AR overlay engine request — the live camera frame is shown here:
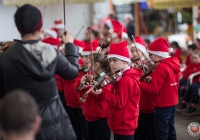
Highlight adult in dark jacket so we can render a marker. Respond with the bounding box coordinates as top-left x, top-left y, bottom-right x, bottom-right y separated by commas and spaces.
0, 4, 78, 140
